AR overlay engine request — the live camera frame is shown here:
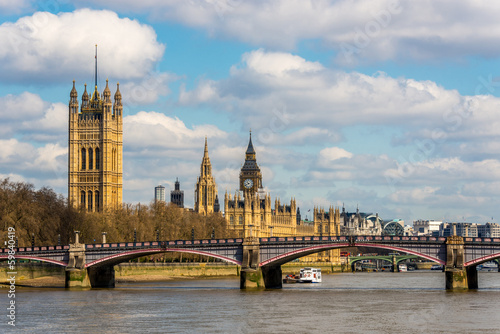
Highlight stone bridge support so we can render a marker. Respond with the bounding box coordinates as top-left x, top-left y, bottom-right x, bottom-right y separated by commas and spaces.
240, 238, 264, 289
445, 236, 477, 290
65, 240, 90, 289
239, 238, 283, 289
65, 235, 115, 288
87, 266, 115, 288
